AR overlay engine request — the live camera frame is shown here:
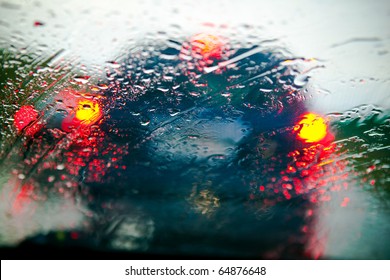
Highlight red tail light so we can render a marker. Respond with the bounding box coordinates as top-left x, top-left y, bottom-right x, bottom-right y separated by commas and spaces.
13, 105, 41, 136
